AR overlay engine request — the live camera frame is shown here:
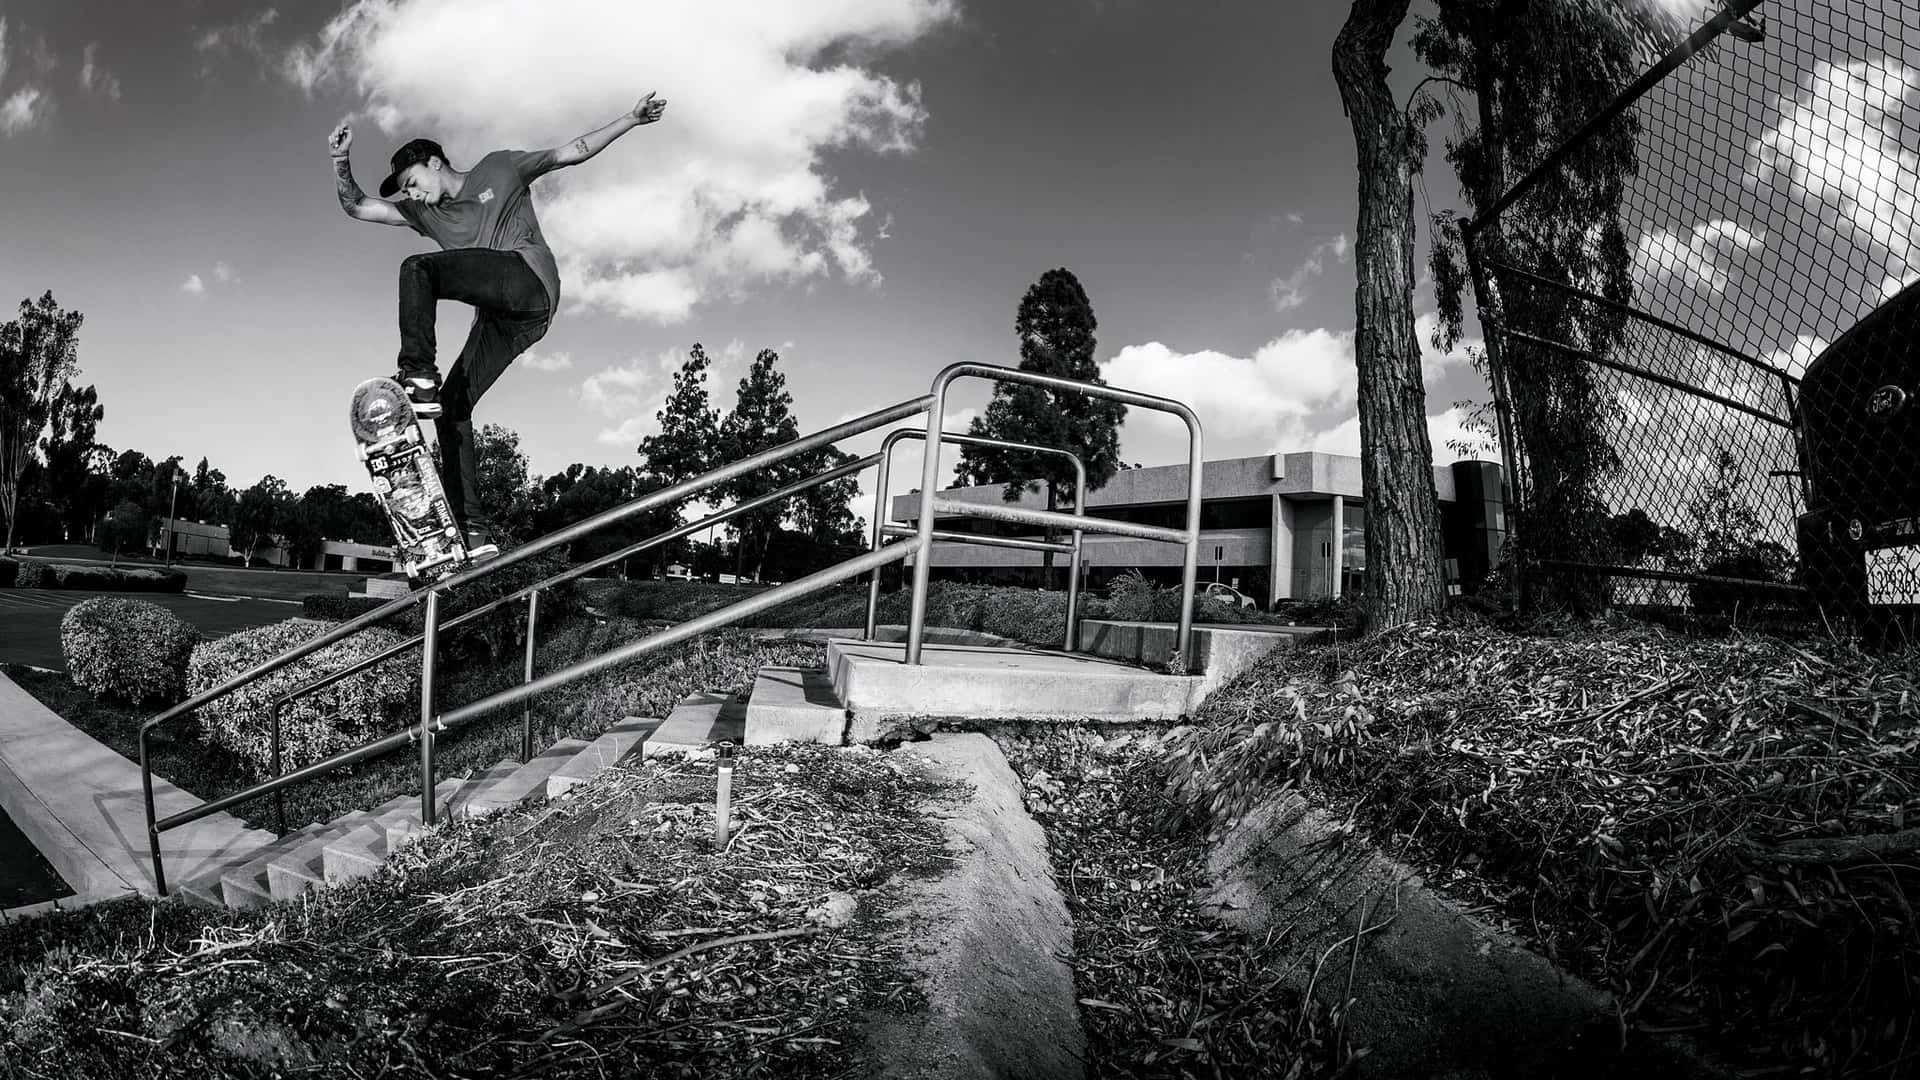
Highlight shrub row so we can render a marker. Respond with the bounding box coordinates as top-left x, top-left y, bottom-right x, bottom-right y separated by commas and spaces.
10, 561, 187, 593
301, 592, 397, 620
0, 555, 15, 588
